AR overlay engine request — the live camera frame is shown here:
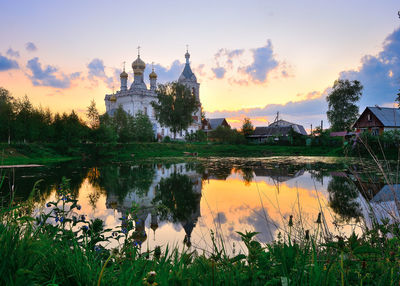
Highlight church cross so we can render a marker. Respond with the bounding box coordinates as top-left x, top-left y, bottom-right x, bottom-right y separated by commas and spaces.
137, 45, 141, 57
122, 61, 126, 71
